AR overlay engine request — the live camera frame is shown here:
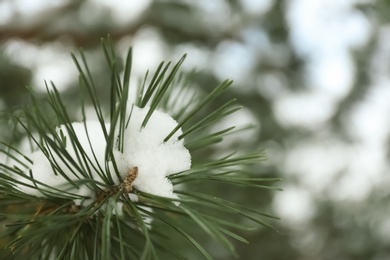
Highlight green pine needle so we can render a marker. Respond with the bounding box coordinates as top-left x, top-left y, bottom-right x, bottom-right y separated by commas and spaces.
0, 36, 280, 259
